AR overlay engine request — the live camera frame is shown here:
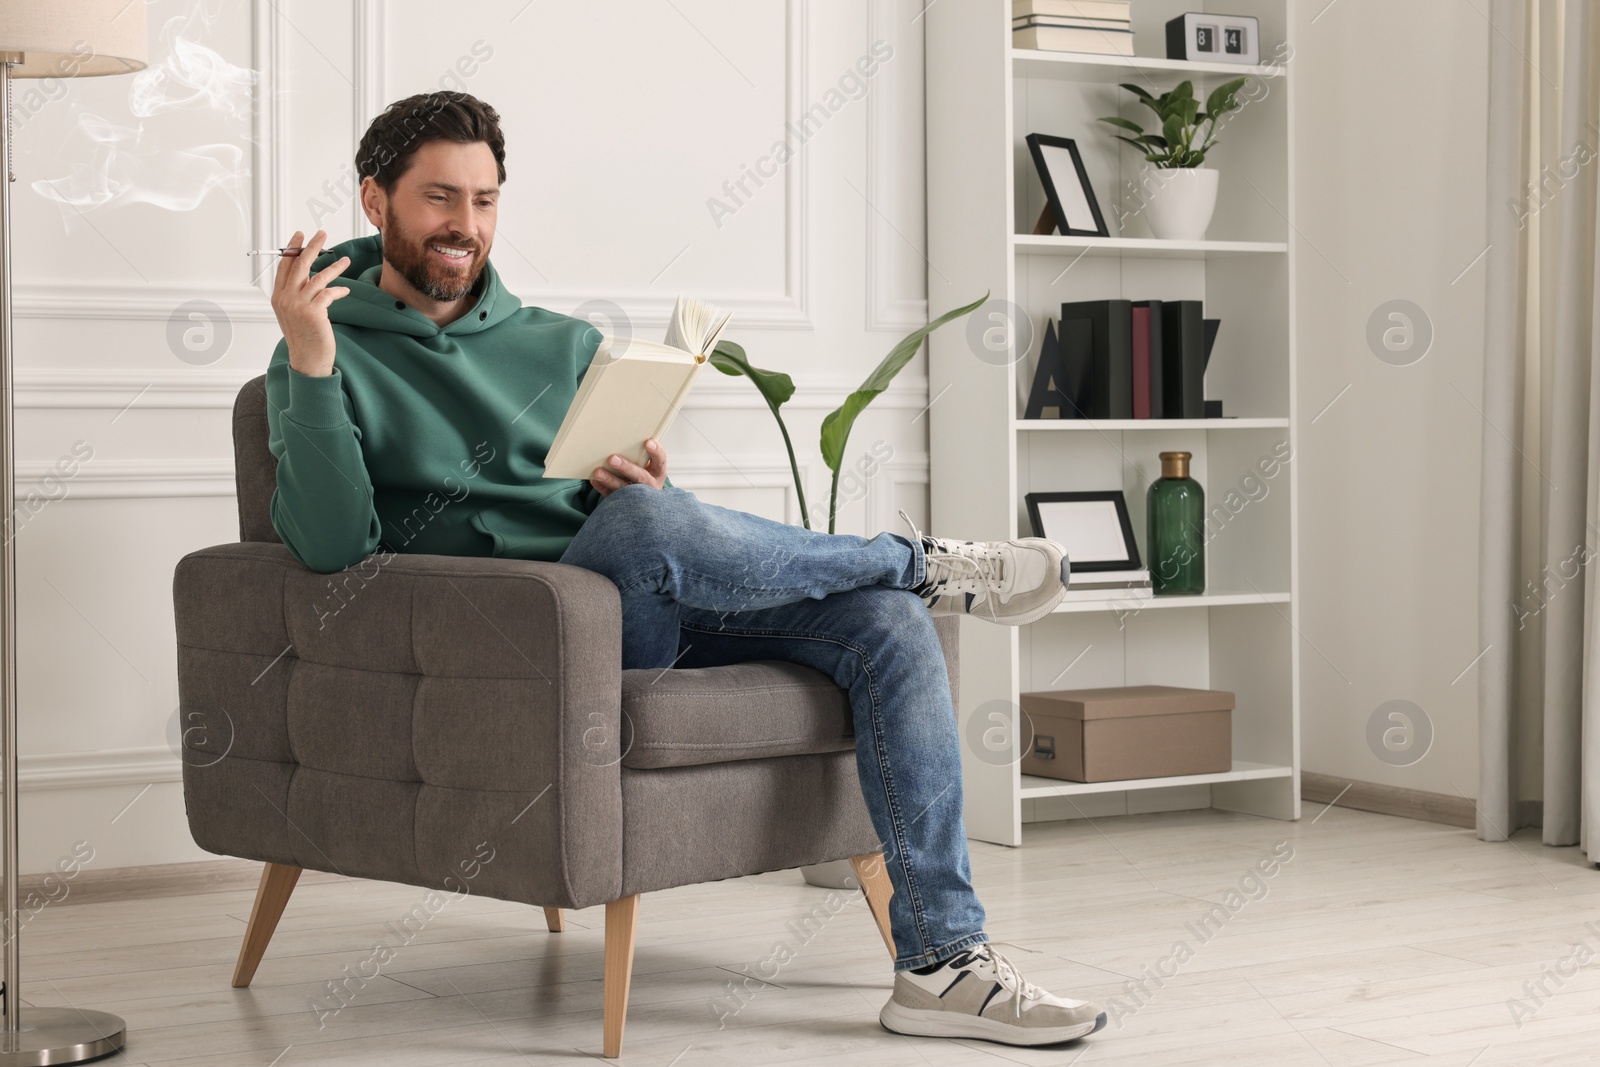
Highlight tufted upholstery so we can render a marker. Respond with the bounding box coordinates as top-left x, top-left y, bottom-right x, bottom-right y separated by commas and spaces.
174, 376, 959, 913
175, 541, 627, 907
